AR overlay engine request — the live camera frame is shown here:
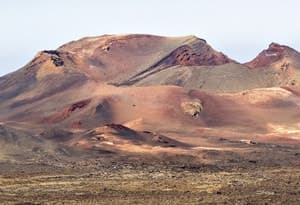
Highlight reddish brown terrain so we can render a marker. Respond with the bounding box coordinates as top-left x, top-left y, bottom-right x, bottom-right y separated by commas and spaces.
0, 34, 299, 204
